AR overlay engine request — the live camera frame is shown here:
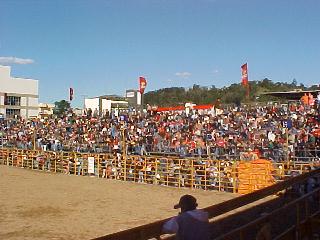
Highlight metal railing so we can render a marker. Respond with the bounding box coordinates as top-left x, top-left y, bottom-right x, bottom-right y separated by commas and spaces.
1, 148, 319, 194
214, 187, 320, 240
1, 147, 320, 239
92, 168, 320, 240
